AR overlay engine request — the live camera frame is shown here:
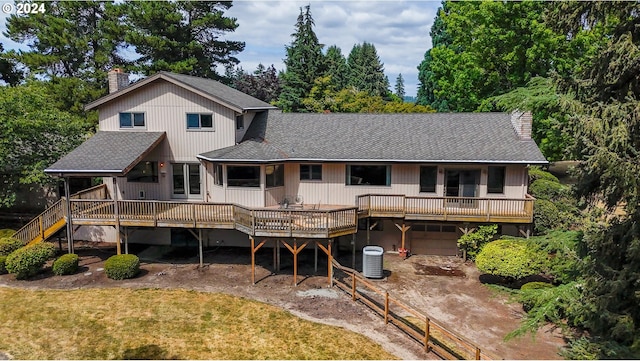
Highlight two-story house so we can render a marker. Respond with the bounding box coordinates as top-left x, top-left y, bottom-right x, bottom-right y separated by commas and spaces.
19, 70, 546, 264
